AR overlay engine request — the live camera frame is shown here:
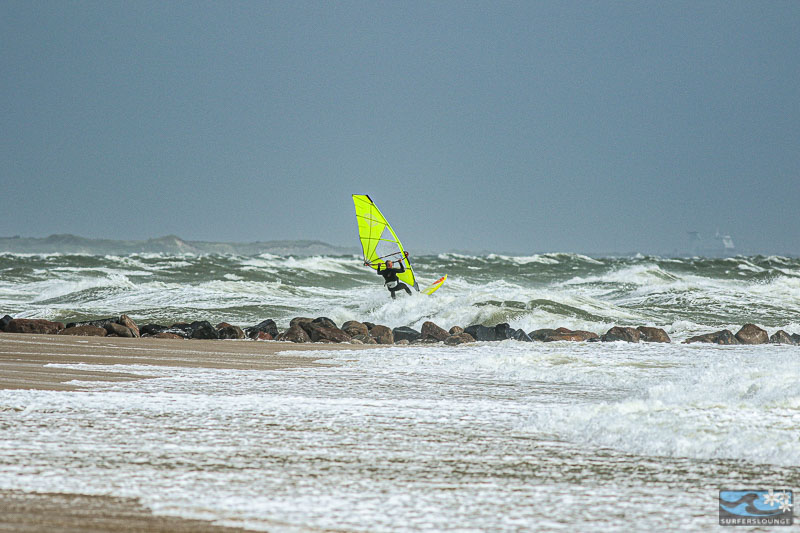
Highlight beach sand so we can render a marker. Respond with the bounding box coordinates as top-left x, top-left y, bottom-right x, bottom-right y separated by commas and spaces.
0, 332, 365, 532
